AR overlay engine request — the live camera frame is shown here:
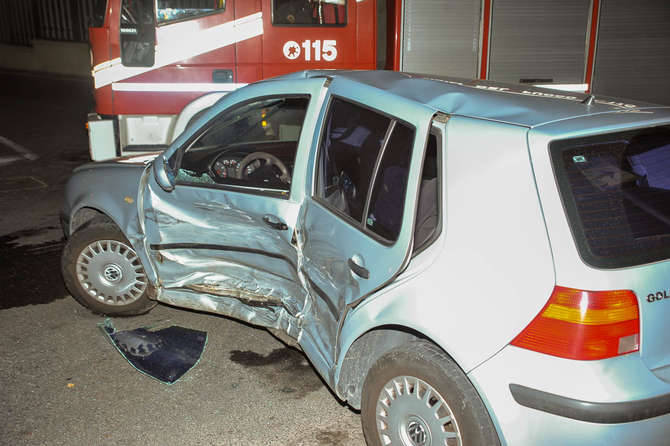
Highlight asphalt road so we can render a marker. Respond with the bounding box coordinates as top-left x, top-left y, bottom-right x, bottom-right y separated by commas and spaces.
0, 70, 365, 445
